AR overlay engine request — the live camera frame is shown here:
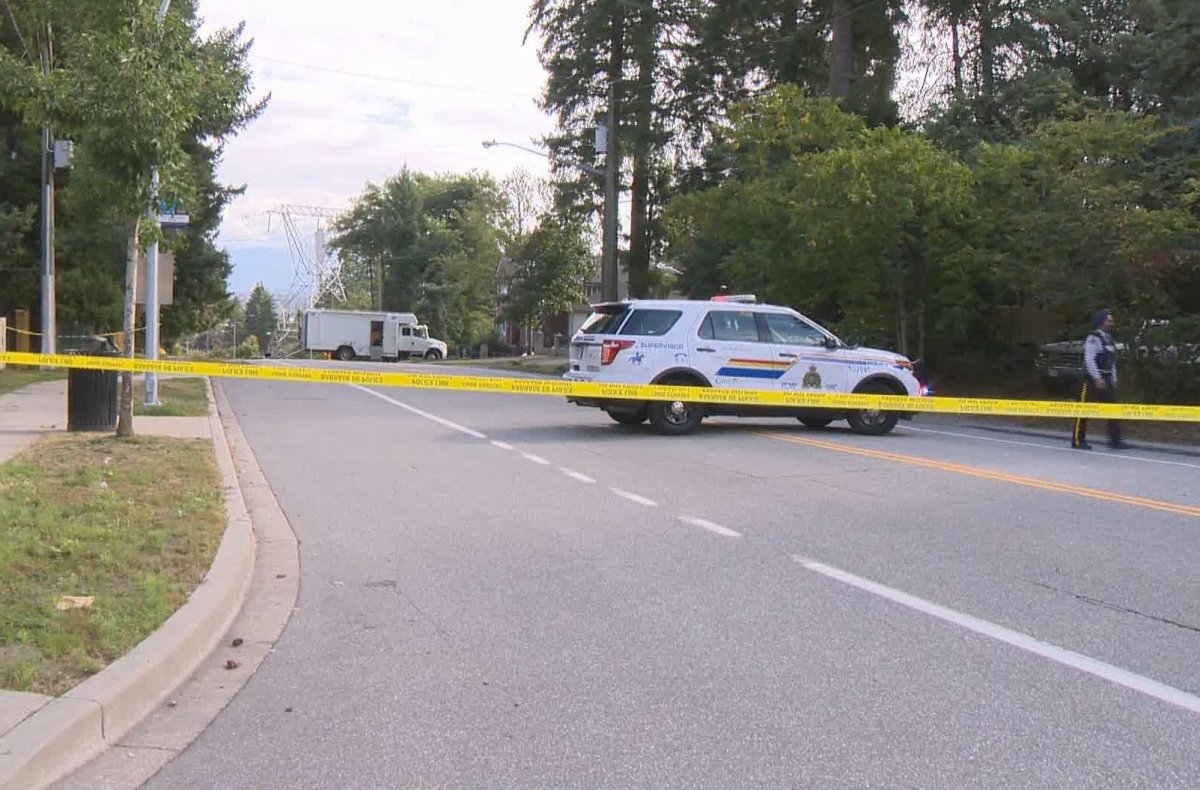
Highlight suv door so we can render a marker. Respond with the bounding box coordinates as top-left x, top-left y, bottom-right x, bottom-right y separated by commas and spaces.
762, 311, 848, 394
694, 309, 779, 384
